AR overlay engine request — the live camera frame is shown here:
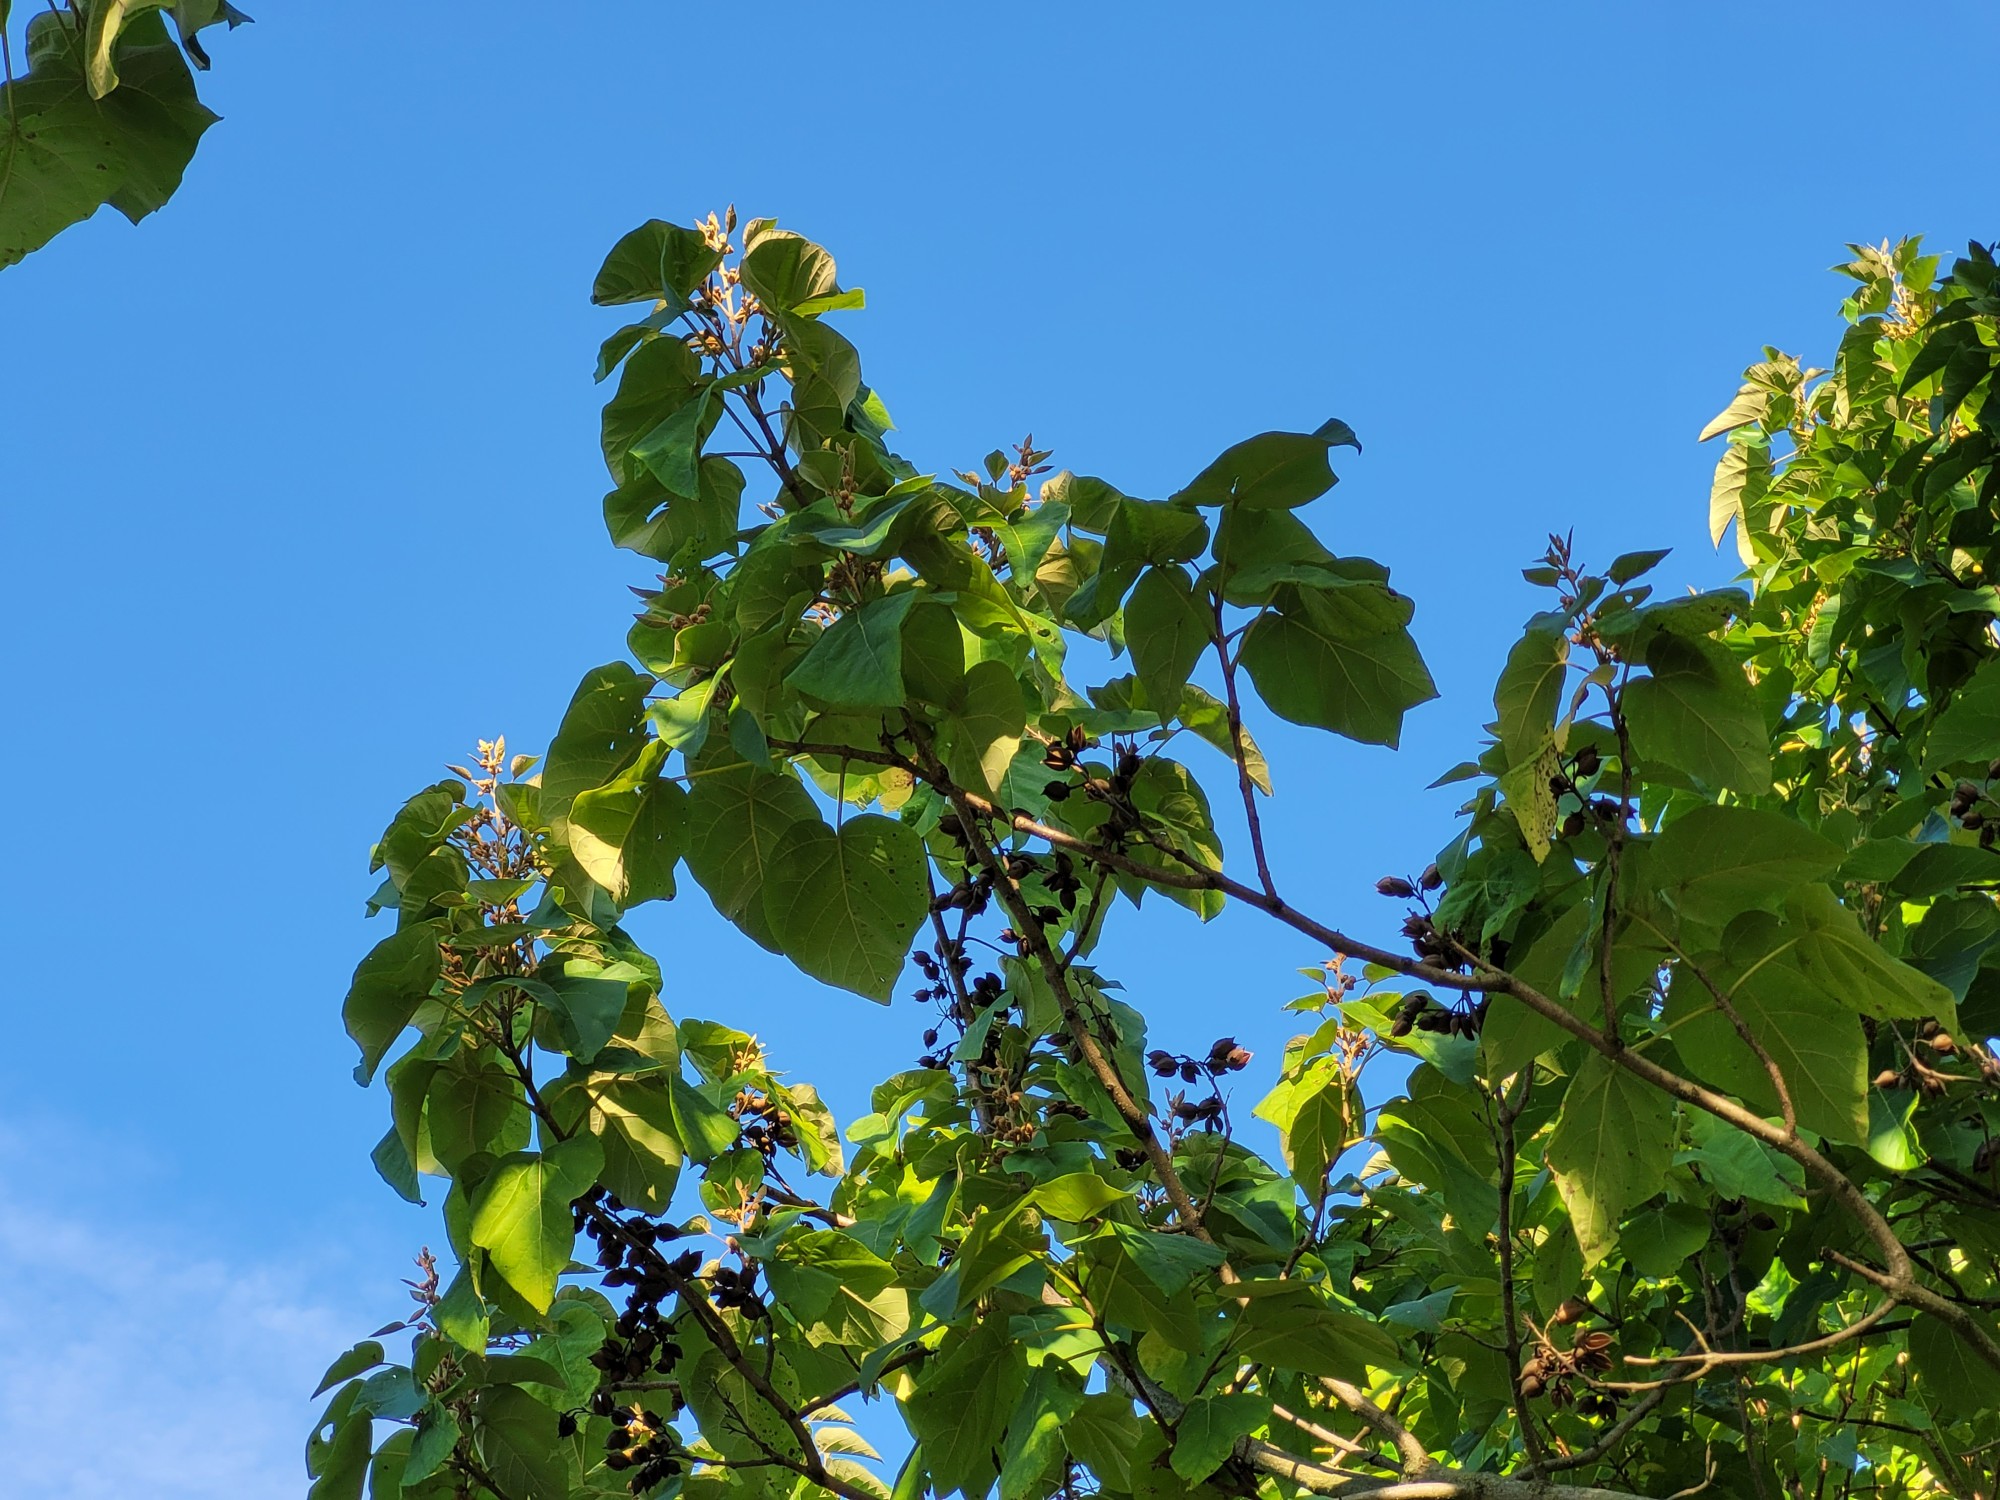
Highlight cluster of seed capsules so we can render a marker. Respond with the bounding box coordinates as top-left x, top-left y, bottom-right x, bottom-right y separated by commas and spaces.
1147, 1037, 1254, 1130
565, 1190, 706, 1494
915, 969, 1005, 1068
1519, 1299, 1618, 1417
1387, 992, 1489, 1039
730, 1086, 800, 1161
1949, 766, 2000, 845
